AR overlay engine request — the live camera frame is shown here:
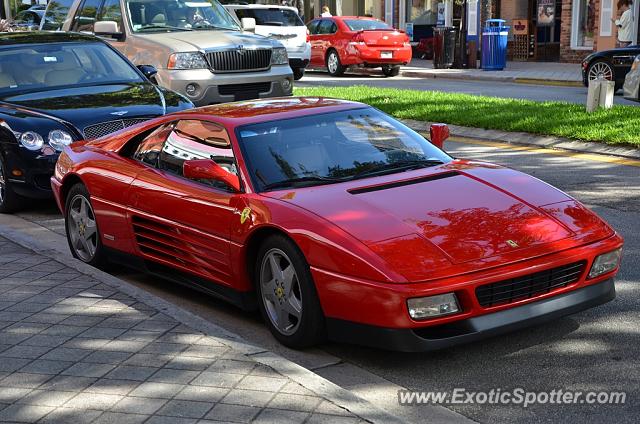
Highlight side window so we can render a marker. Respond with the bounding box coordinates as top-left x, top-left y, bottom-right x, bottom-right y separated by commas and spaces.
72, 0, 104, 32
98, 0, 123, 30
317, 19, 335, 35
41, 0, 76, 30
158, 120, 237, 191
306, 19, 319, 34
132, 123, 176, 167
